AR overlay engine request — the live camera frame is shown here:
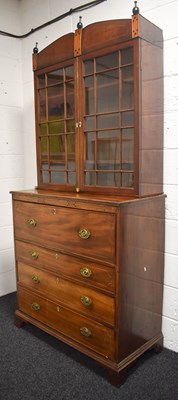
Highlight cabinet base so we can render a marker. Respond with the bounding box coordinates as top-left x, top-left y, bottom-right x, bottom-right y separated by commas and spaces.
14, 310, 163, 387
